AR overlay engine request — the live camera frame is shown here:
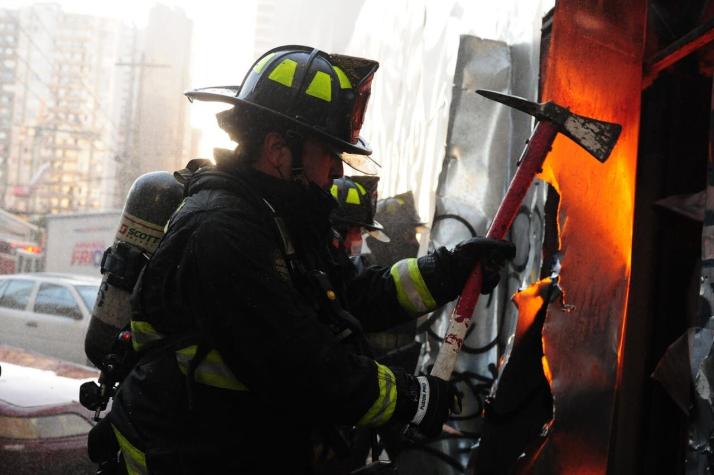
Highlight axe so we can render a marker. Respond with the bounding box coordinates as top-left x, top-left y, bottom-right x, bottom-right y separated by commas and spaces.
430, 90, 622, 381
